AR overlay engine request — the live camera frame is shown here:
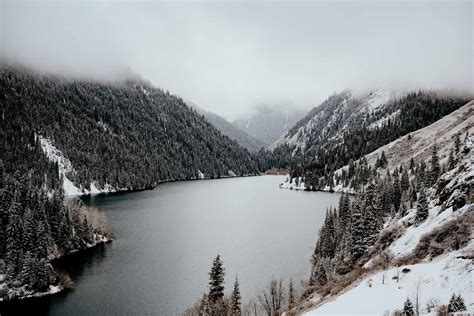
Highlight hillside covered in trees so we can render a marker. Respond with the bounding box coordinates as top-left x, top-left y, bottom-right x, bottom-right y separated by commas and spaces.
0, 65, 262, 194
270, 90, 472, 189
0, 64, 264, 300
188, 102, 266, 153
